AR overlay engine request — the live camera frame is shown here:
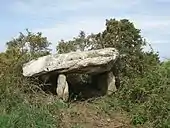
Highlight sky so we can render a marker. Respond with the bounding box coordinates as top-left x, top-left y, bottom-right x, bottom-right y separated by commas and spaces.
0, 0, 170, 60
